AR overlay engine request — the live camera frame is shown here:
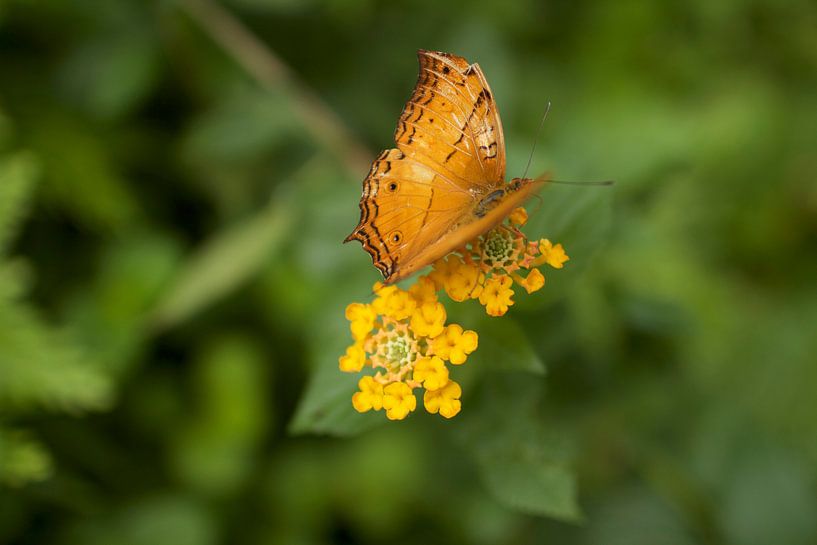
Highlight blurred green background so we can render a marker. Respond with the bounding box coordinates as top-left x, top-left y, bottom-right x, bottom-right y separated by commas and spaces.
2, 0, 817, 543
